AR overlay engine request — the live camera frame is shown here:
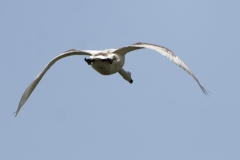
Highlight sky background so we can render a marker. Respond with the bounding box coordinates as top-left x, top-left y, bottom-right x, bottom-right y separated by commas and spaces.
1, 0, 240, 159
